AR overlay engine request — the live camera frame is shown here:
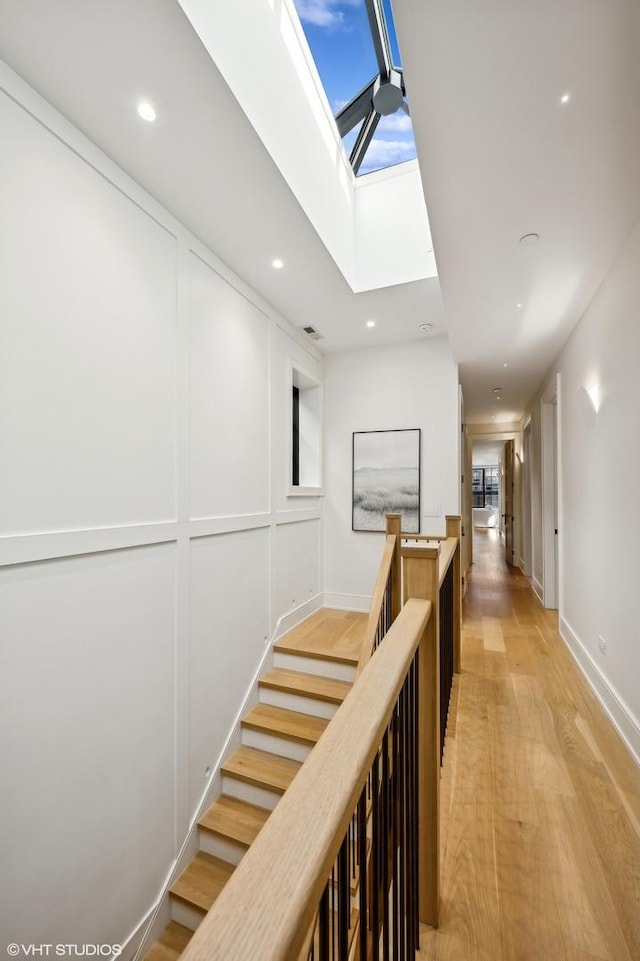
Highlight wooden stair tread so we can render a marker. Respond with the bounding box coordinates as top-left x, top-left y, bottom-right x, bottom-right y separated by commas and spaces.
273, 639, 359, 666
169, 852, 235, 914
259, 667, 352, 703
242, 703, 329, 745
221, 745, 302, 793
273, 609, 365, 665
144, 922, 193, 961
199, 794, 270, 847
